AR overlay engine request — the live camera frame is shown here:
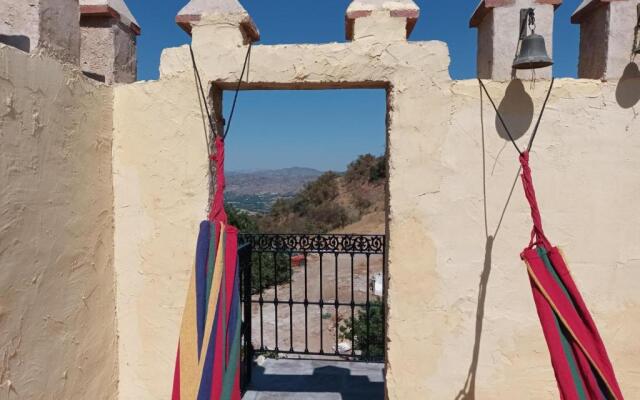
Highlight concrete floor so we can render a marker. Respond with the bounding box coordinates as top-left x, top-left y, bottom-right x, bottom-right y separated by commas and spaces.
242, 358, 385, 400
